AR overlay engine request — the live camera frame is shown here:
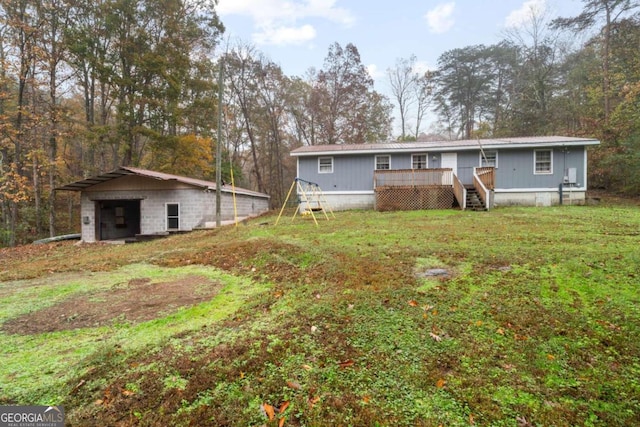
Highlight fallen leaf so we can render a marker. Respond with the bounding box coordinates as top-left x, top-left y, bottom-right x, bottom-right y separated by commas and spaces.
436, 378, 446, 388
286, 380, 301, 390
429, 332, 442, 342
121, 389, 135, 397
338, 359, 354, 368
71, 379, 86, 394
262, 403, 275, 420
308, 396, 320, 408
362, 395, 371, 404
496, 328, 505, 335
278, 417, 286, 427
94, 399, 103, 406
470, 413, 475, 425
302, 364, 312, 371
408, 300, 418, 307
279, 401, 290, 413
547, 354, 556, 360
475, 320, 483, 327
